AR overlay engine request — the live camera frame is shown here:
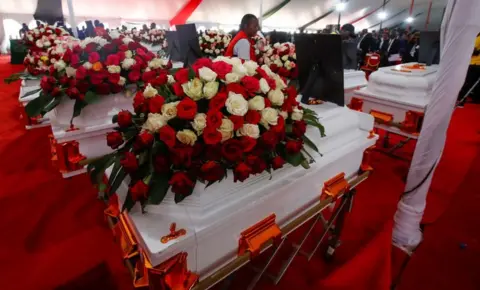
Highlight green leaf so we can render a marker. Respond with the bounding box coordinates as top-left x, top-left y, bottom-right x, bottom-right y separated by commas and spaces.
109, 169, 127, 196
302, 107, 318, 117
302, 135, 319, 152
98, 183, 107, 192
301, 159, 310, 169
84, 91, 99, 104
24, 93, 50, 117
188, 68, 196, 80
20, 88, 42, 99
286, 152, 305, 167
122, 192, 135, 212
174, 180, 196, 203
72, 99, 87, 120
305, 119, 326, 137
148, 173, 170, 204
112, 114, 118, 124
42, 97, 61, 114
